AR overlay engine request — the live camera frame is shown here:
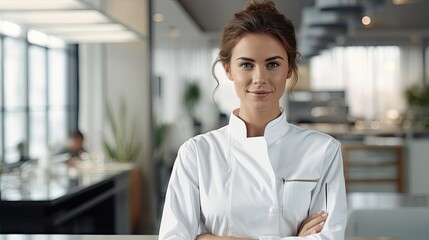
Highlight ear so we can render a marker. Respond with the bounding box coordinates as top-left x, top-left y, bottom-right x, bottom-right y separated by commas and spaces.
223, 63, 233, 80
287, 70, 292, 79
